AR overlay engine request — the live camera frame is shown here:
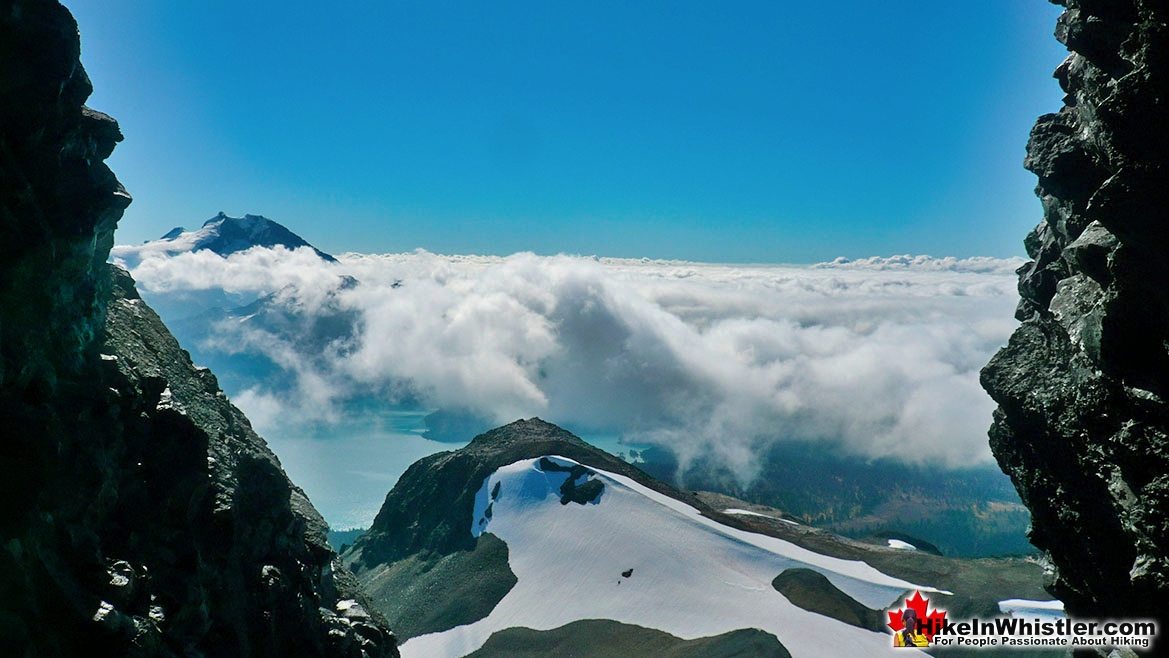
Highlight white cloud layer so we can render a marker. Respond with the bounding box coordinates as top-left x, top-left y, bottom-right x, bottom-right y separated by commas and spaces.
116, 247, 1022, 474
